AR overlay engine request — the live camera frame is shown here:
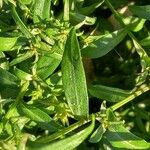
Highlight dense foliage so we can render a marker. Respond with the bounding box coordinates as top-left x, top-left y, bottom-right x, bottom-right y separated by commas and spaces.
0, 0, 150, 149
